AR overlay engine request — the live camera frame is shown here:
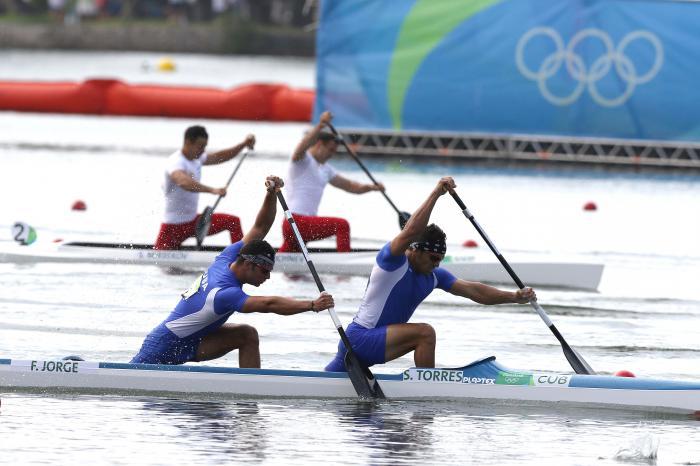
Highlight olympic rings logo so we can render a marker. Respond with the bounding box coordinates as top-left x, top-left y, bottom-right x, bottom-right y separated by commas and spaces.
515, 27, 664, 107
502, 377, 523, 384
